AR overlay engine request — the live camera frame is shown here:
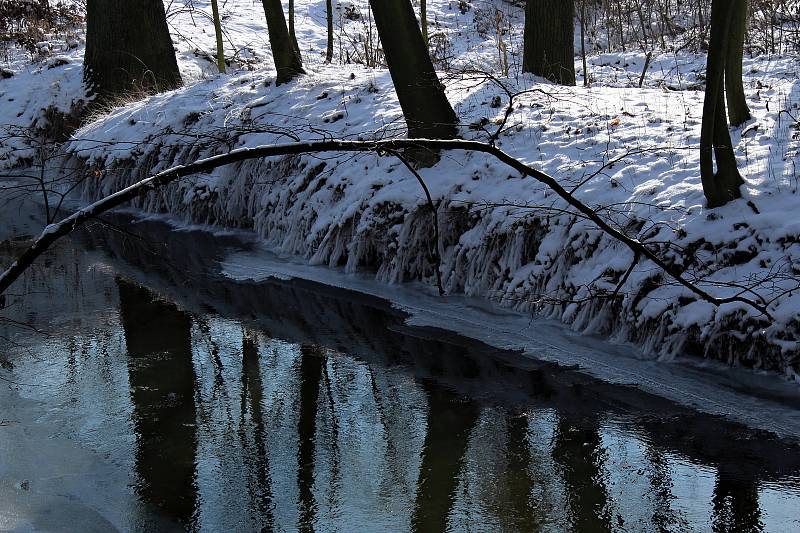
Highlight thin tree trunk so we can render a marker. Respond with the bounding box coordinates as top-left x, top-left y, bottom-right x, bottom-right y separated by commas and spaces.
210, 0, 226, 74
580, 0, 588, 86
84, 0, 182, 102
420, 0, 428, 46
369, 0, 458, 165
700, 0, 744, 207
288, 0, 300, 56
523, 0, 576, 85
261, 0, 305, 84
725, 0, 751, 126
325, 0, 334, 63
